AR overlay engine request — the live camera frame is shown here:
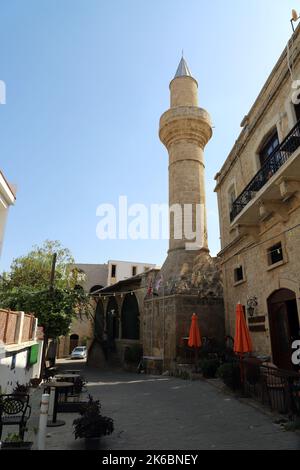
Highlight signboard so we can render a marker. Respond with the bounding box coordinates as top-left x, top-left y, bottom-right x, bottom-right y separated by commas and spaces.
28, 344, 39, 367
